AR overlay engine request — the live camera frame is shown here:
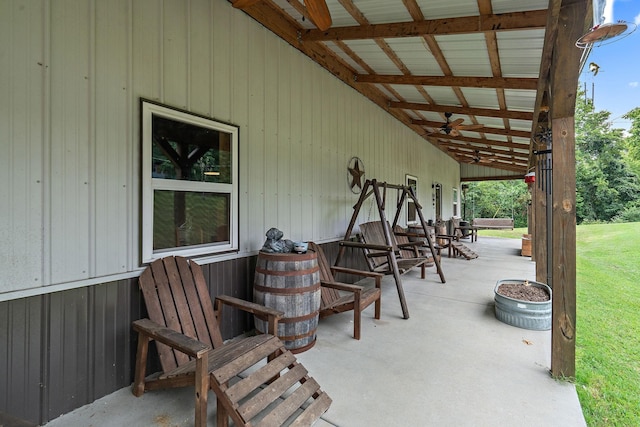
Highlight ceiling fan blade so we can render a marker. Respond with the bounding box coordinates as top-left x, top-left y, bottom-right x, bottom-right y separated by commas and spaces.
449, 118, 465, 128
232, 0, 262, 8
304, 0, 332, 31
459, 124, 484, 130
450, 129, 460, 137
